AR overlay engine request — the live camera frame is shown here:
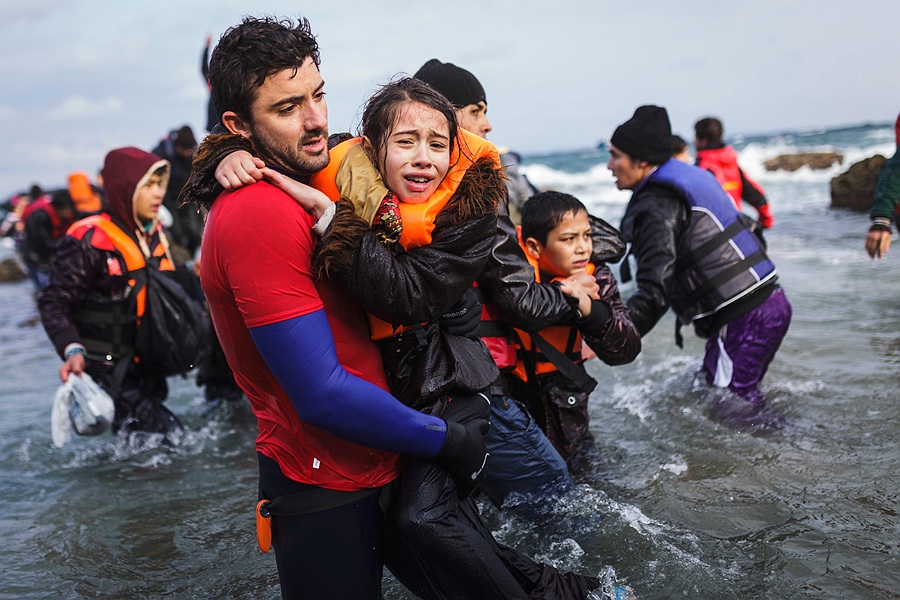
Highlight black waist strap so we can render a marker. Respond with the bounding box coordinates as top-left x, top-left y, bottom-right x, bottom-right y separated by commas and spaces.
259, 486, 379, 517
